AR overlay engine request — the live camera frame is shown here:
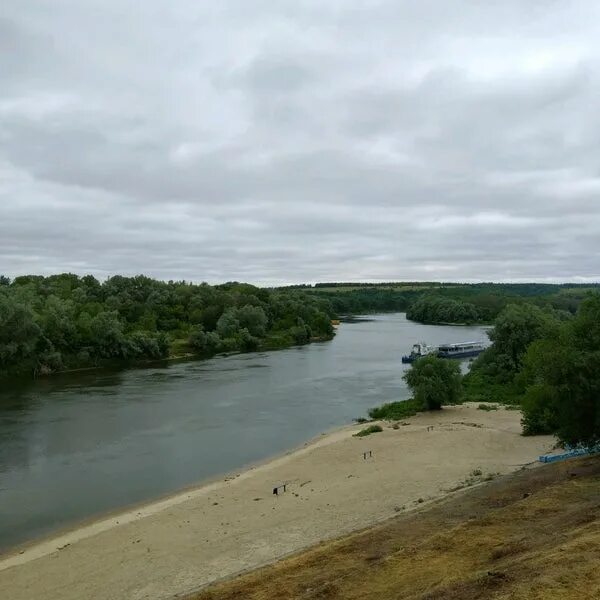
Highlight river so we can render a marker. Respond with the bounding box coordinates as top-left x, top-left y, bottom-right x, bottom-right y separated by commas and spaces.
0, 314, 488, 551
